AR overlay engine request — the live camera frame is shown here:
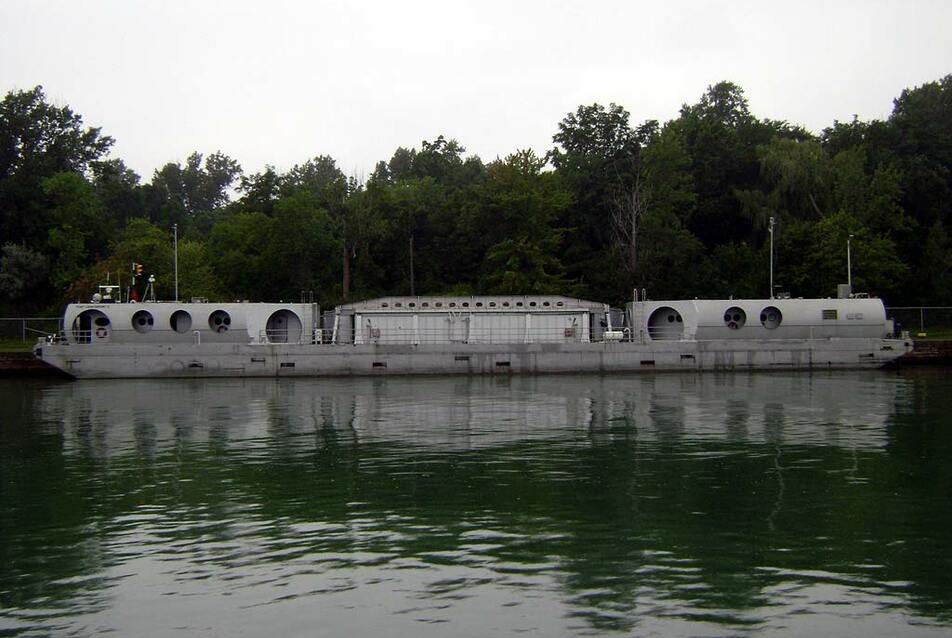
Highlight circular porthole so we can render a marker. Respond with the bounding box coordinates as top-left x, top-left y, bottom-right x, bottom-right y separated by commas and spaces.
131, 310, 154, 334
724, 306, 746, 330
170, 310, 192, 334
760, 306, 783, 330
209, 310, 231, 333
